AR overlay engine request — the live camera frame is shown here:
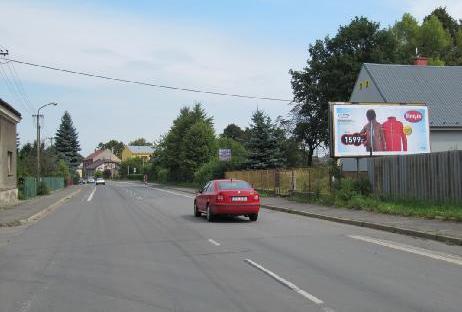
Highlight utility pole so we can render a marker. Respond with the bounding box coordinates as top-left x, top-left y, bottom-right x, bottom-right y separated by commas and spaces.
34, 103, 58, 186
